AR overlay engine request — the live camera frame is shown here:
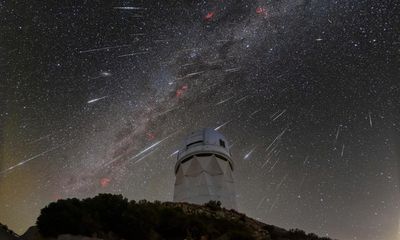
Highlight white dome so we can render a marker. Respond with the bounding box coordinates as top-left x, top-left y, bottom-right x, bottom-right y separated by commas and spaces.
175, 128, 233, 173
